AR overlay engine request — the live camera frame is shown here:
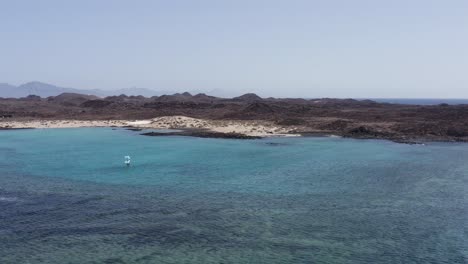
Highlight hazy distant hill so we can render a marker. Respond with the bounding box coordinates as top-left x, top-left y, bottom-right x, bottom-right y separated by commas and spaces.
0, 82, 166, 98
